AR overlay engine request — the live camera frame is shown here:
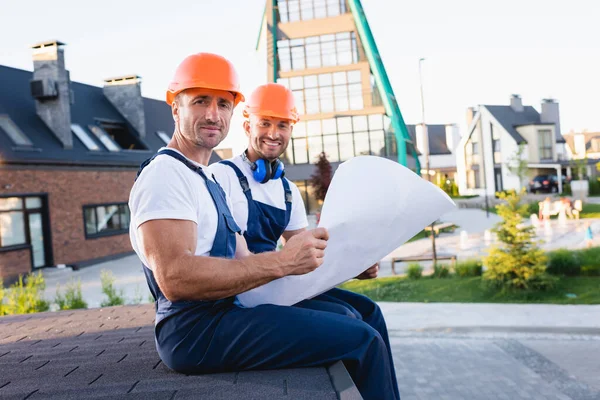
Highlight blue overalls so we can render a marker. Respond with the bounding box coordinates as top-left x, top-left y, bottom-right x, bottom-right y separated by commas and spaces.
136, 150, 399, 400
220, 159, 400, 399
